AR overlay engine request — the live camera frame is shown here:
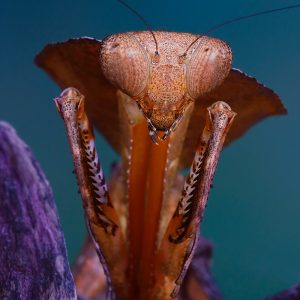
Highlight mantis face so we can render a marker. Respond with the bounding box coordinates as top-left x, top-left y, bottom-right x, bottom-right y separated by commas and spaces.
100, 32, 232, 139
